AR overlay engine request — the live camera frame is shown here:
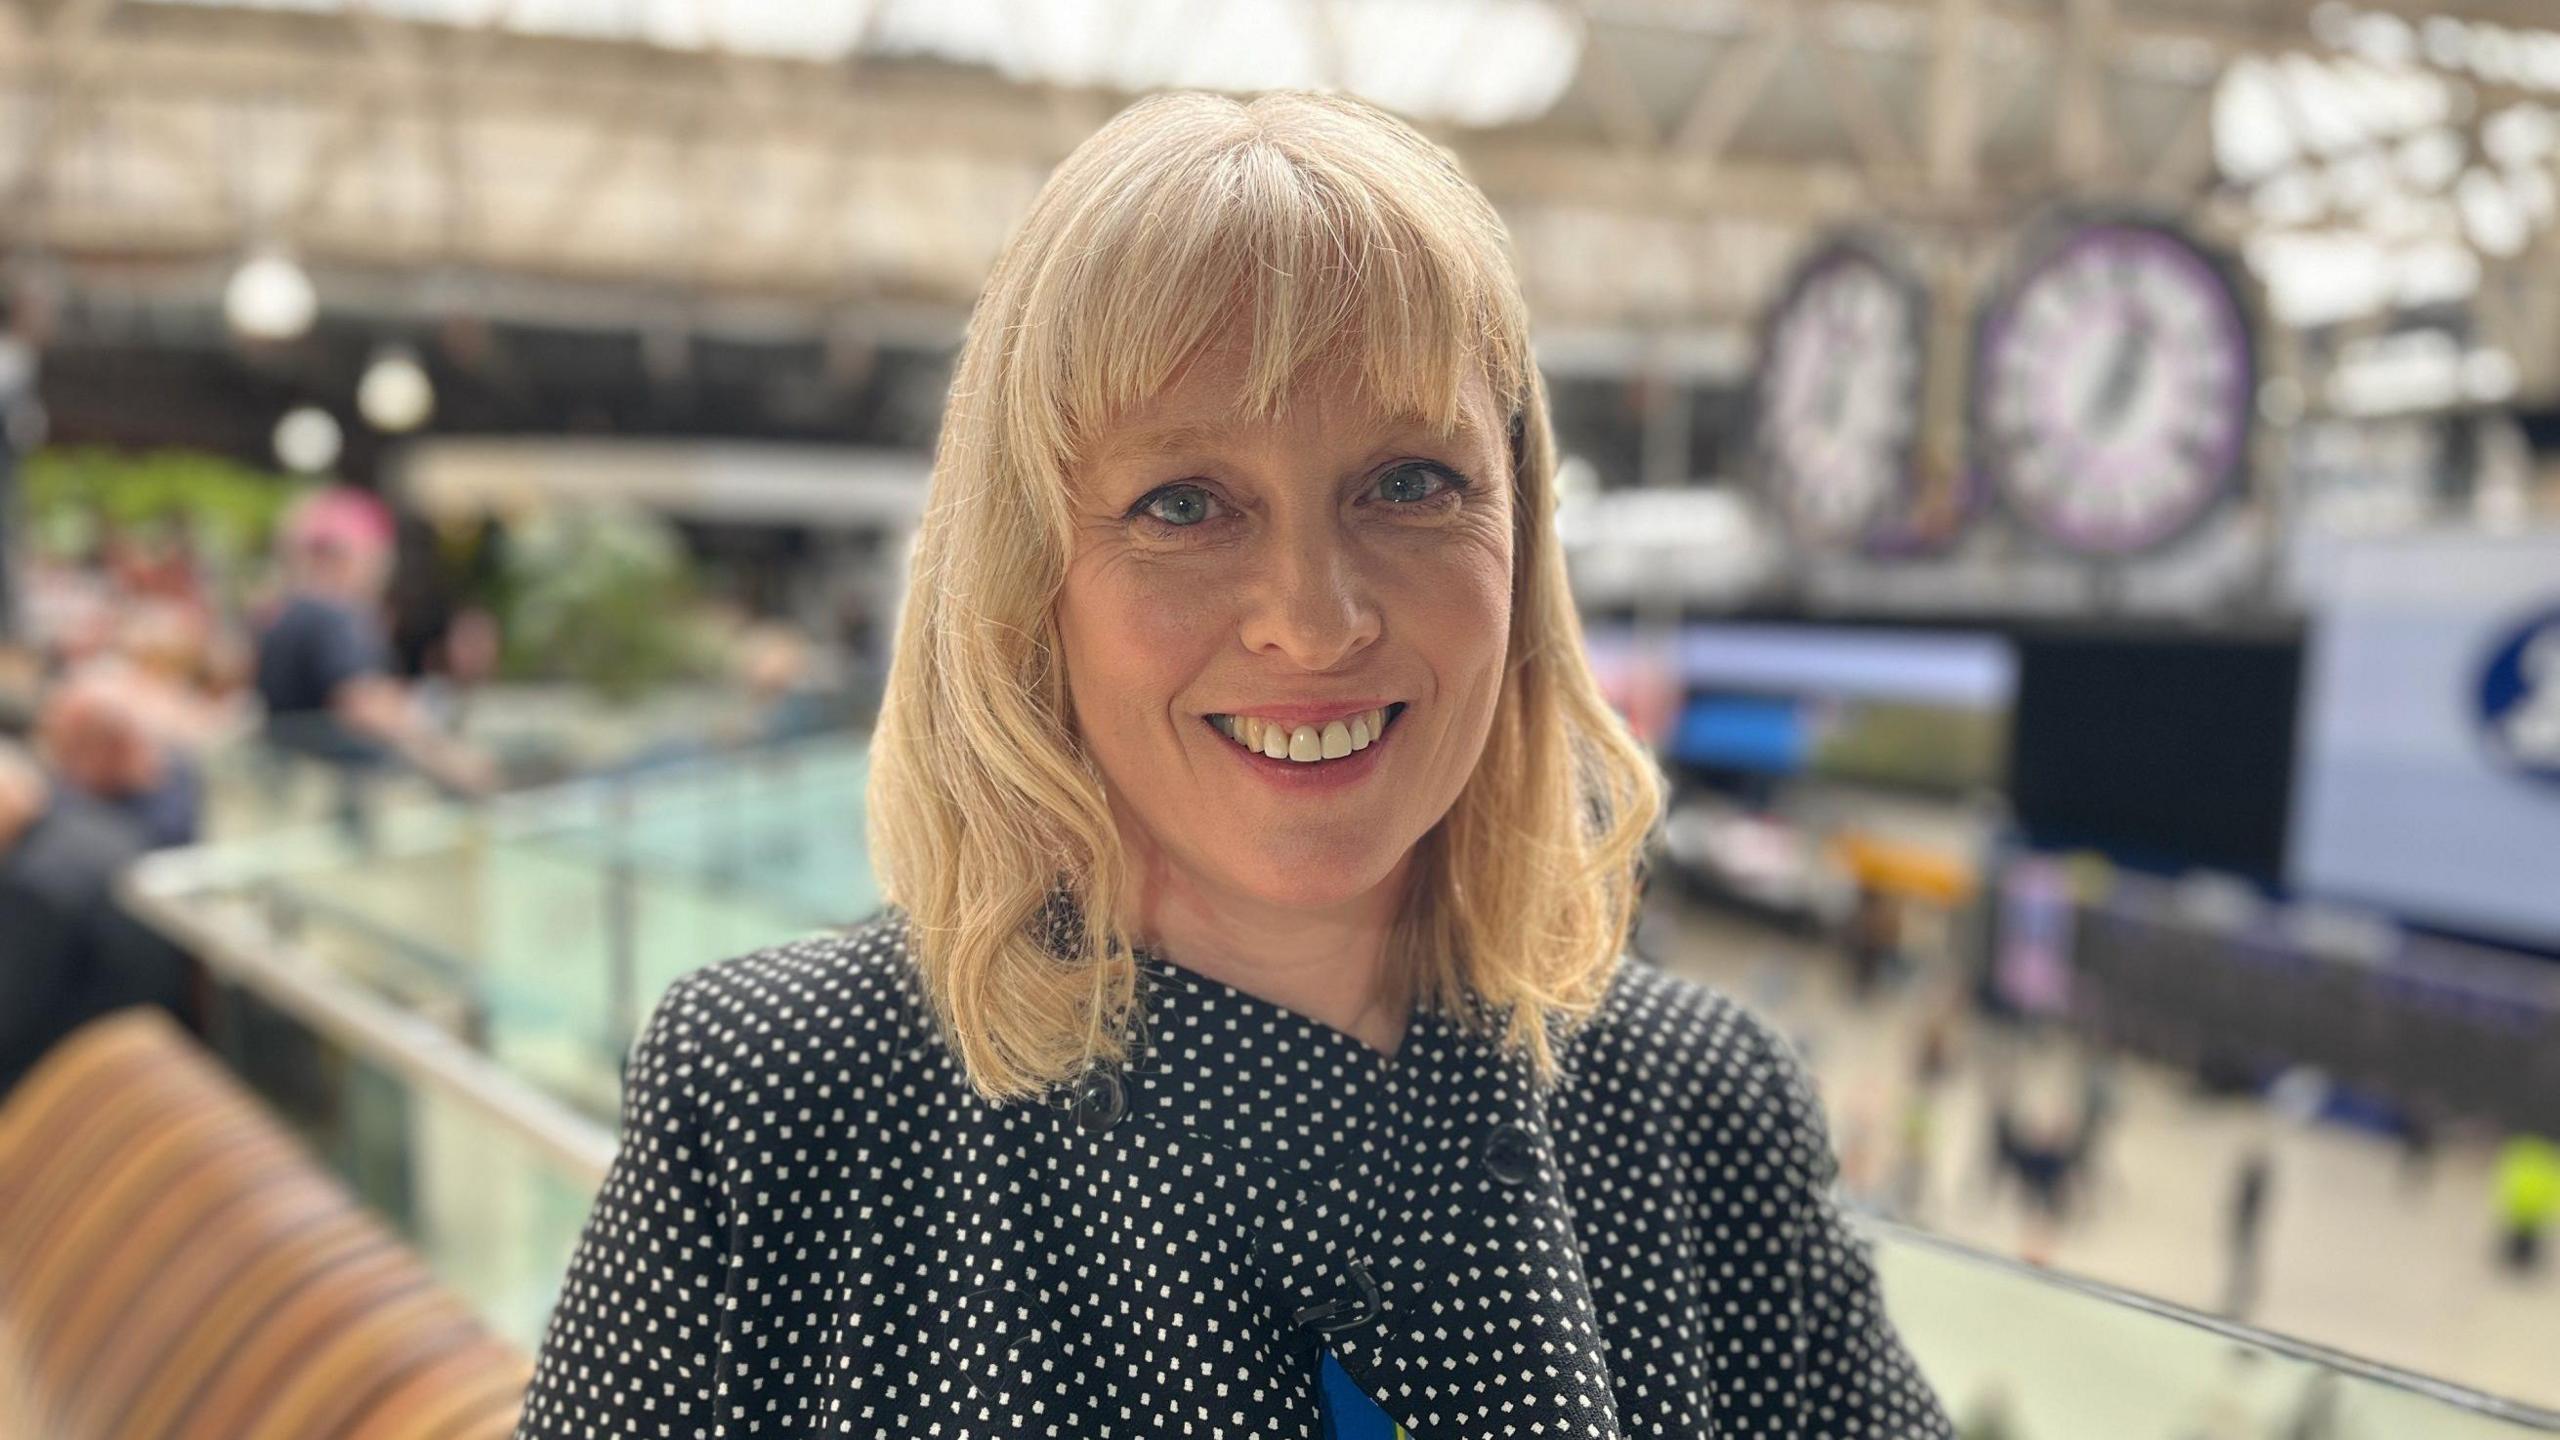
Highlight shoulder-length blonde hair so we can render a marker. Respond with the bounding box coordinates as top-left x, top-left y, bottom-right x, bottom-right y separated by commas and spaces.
866, 88, 1664, 1103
